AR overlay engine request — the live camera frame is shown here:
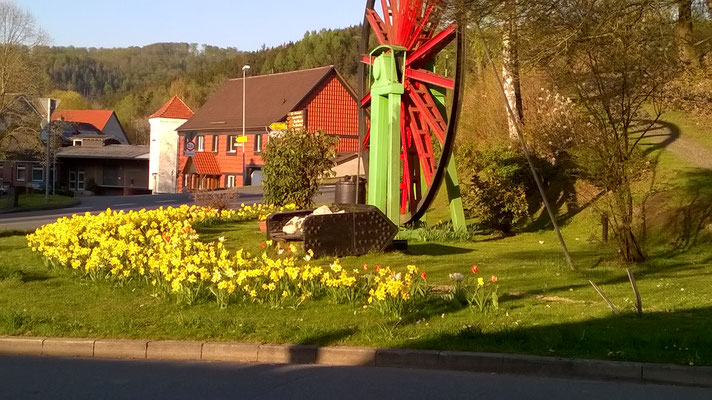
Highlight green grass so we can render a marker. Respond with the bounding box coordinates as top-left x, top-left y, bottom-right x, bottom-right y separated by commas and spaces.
1, 209, 710, 366
0, 194, 74, 210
